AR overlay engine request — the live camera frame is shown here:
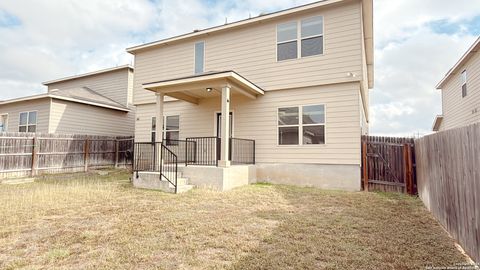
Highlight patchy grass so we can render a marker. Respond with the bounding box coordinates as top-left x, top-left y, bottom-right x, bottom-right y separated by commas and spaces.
0, 170, 469, 269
